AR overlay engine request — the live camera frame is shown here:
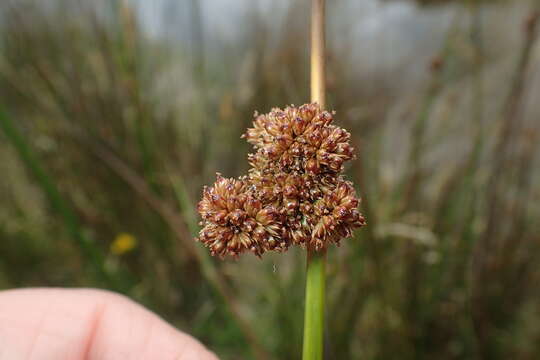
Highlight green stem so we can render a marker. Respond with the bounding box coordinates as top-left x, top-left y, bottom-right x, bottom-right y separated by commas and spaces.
303, 249, 326, 360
